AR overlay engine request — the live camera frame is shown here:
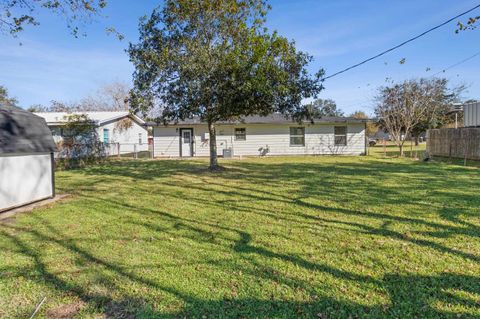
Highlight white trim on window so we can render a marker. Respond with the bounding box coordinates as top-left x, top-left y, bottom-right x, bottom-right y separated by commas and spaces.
234, 127, 246, 141
334, 126, 347, 146
290, 127, 305, 146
